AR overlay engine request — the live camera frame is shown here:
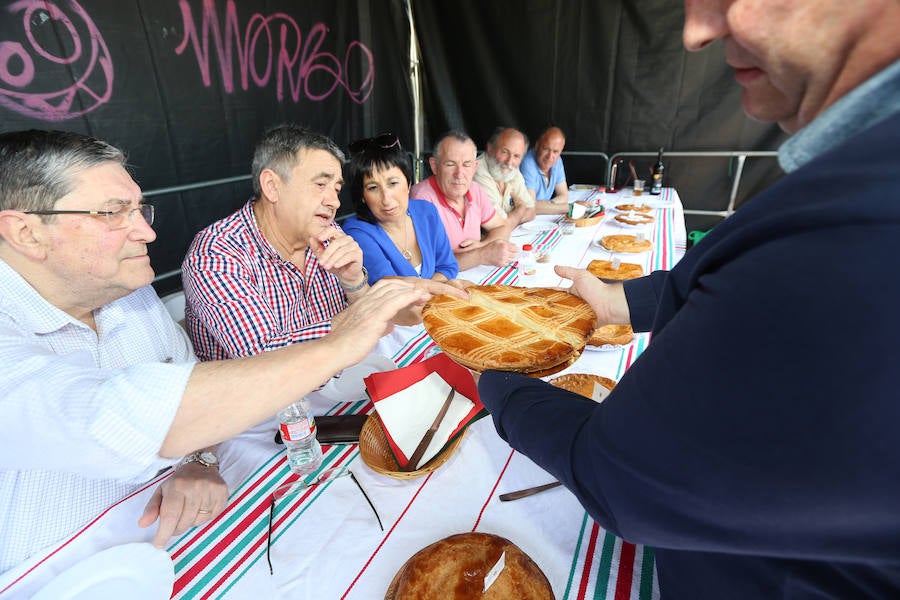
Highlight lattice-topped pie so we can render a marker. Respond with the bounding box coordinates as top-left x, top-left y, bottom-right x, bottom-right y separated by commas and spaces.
422, 285, 596, 377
